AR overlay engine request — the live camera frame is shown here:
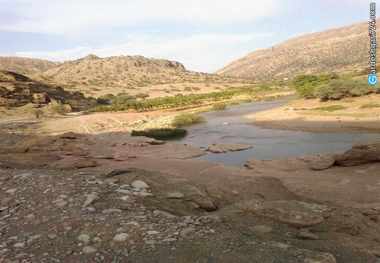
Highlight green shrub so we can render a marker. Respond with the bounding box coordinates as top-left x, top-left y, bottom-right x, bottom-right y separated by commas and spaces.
293, 74, 339, 99
131, 128, 187, 140
172, 113, 205, 127
212, 103, 227, 111
313, 105, 346, 112
317, 79, 374, 101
